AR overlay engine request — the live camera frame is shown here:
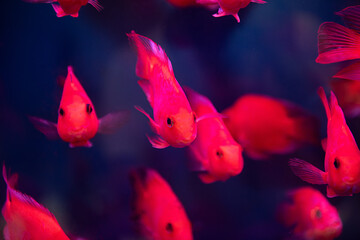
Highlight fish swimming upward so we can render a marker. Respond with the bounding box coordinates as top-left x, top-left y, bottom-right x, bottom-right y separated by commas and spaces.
222, 94, 319, 160
277, 187, 342, 240
290, 87, 360, 198
29, 66, 129, 148
128, 31, 197, 149
23, 0, 102, 17
184, 87, 244, 183
196, 0, 266, 23
316, 5, 360, 64
2, 165, 70, 240
129, 168, 193, 240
